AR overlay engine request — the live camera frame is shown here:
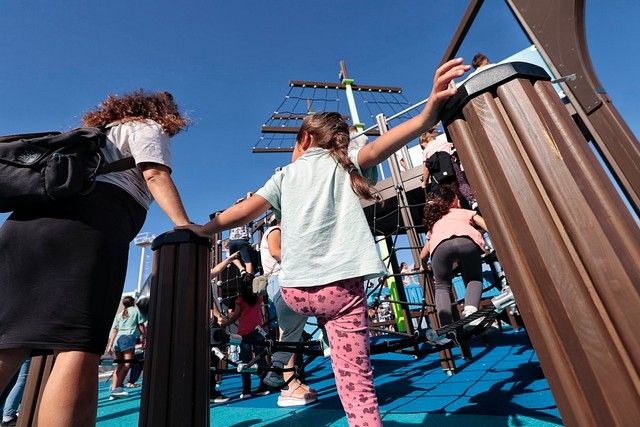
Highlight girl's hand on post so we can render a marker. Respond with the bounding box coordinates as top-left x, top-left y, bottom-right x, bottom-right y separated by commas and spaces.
420, 58, 470, 128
